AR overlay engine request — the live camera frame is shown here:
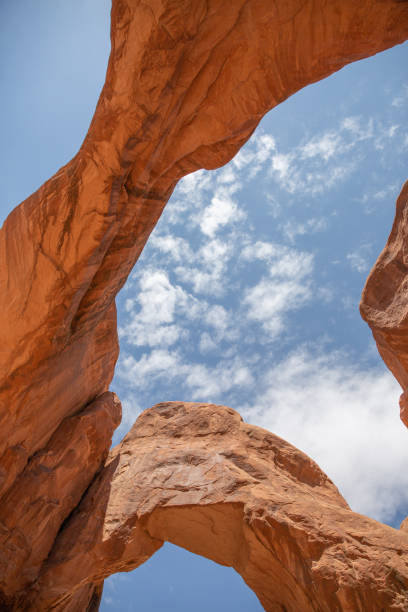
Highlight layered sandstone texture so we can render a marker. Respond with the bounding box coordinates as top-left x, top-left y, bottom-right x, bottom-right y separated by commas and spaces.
0, 0, 408, 610
29, 403, 408, 611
